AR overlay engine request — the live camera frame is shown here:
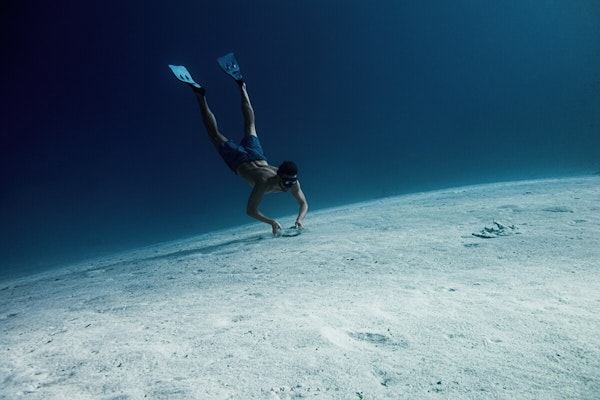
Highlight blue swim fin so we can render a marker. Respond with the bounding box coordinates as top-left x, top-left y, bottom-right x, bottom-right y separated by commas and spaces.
217, 52, 243, 81
168, 65, 203, 89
